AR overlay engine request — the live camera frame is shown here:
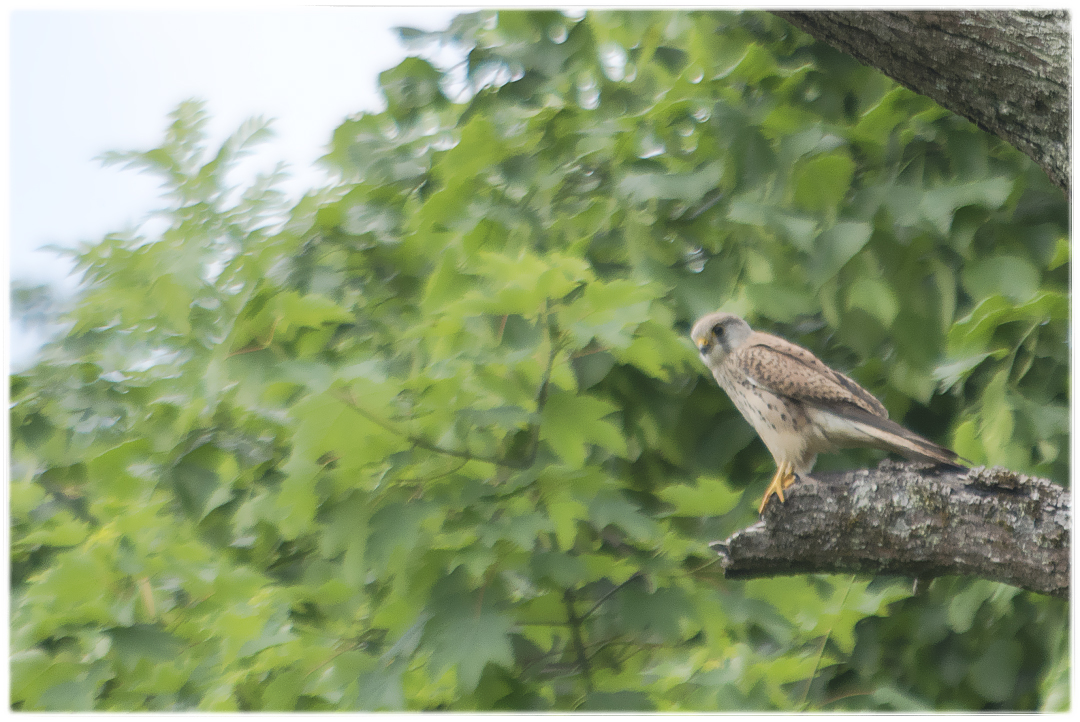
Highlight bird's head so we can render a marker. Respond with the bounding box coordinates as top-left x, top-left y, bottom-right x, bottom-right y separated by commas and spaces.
691, 311, 752, 365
